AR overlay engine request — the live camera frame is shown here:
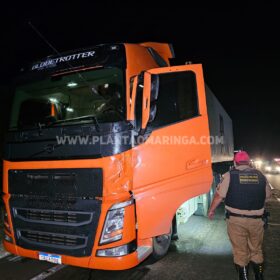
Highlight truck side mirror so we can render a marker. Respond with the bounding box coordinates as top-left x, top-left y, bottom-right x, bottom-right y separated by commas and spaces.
148, 75, 159, 123
142, 72, 160, 129
150, 75, 159, 102
129, 72, 159, 130
149, 104, 157, 123
129, 74, 143, 132
141, 72, 151, 129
